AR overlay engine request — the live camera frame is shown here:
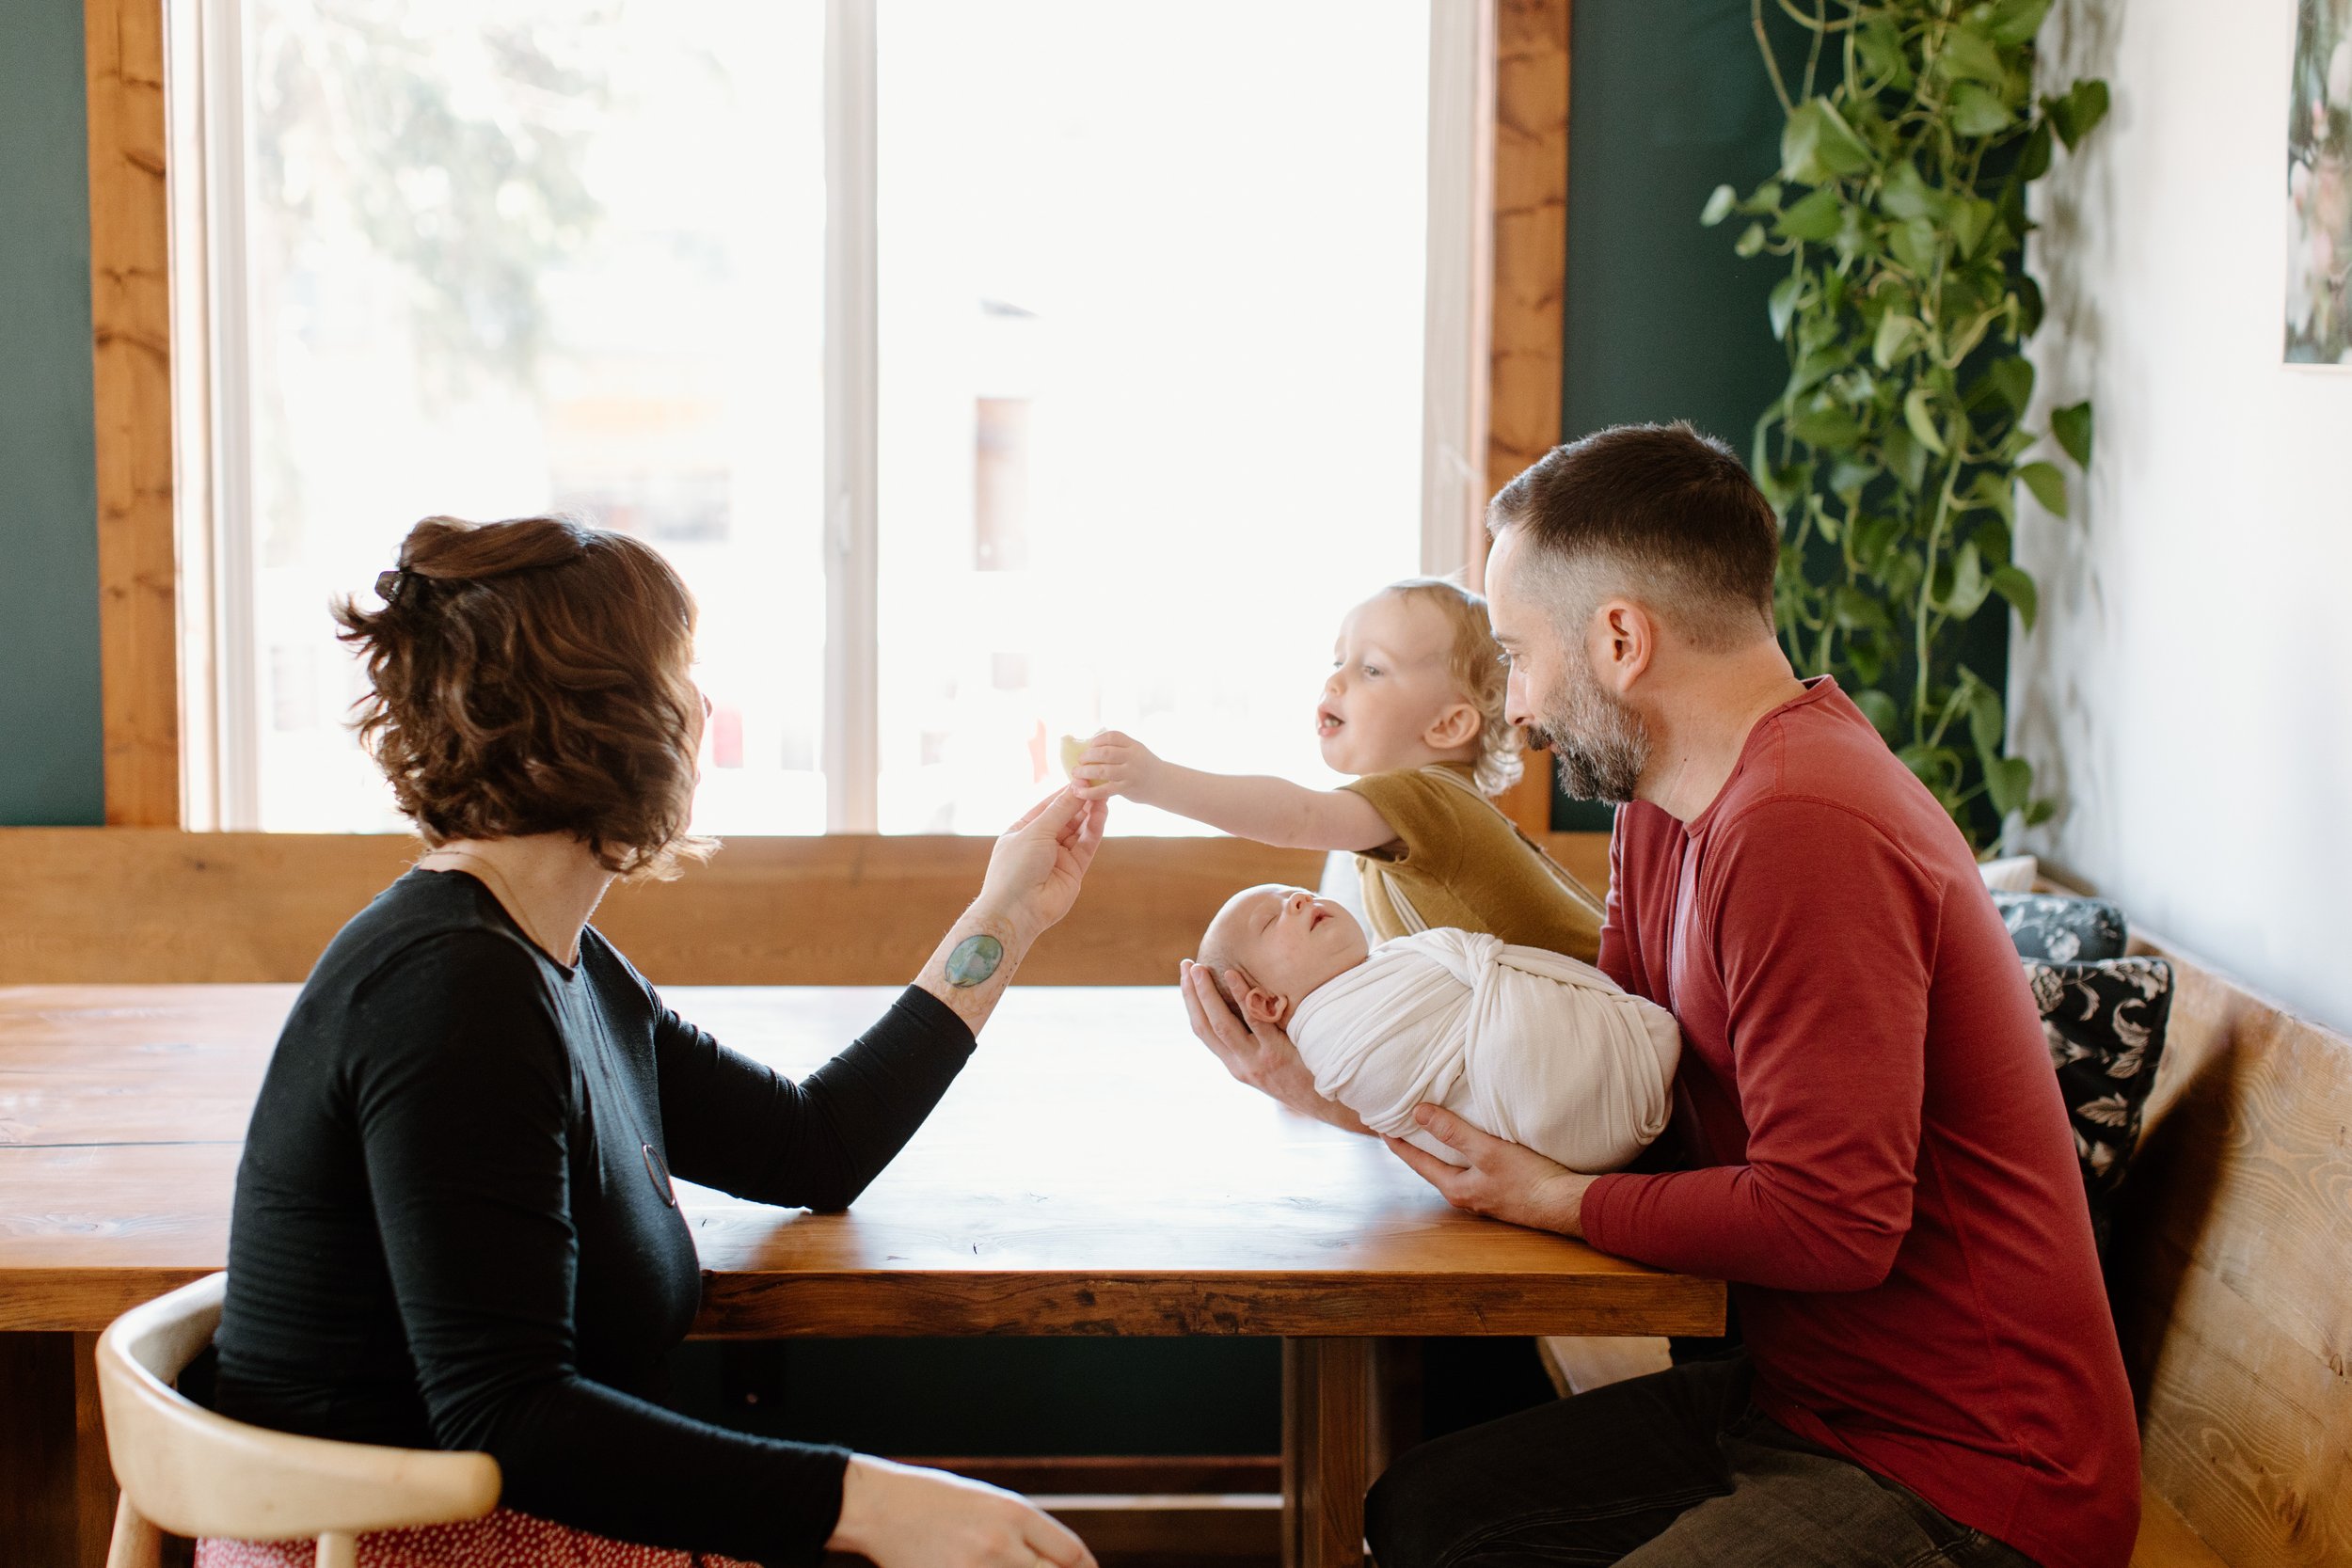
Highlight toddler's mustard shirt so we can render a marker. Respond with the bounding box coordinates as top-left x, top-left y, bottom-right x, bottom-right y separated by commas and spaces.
1341, 762, 1605, 962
